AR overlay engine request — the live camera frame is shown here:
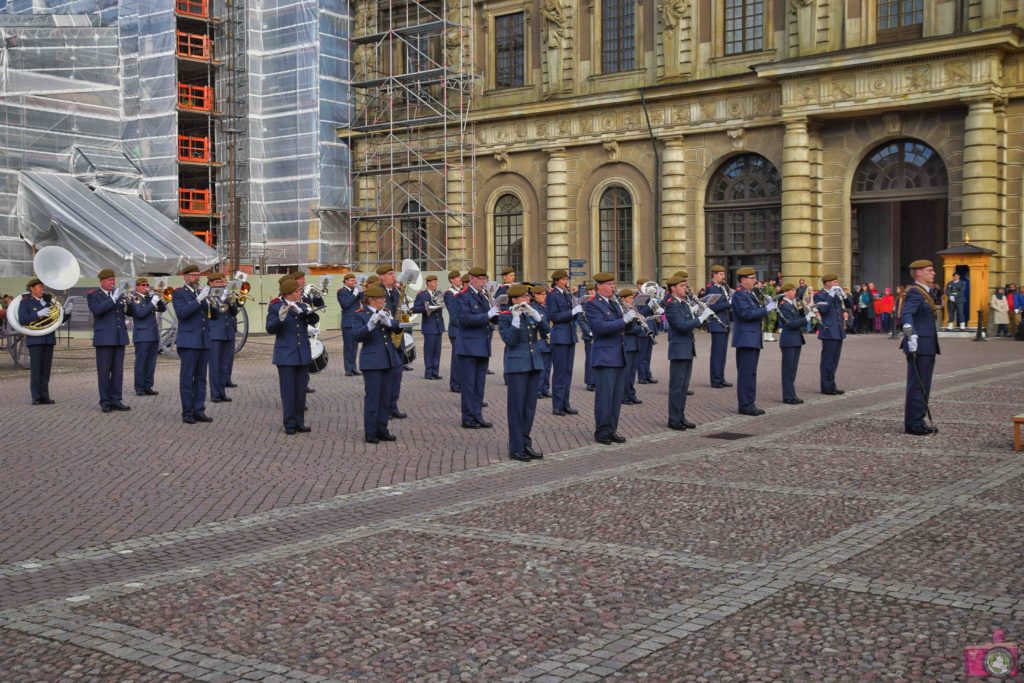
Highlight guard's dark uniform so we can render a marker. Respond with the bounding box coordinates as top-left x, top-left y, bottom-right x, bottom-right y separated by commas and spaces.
266, 300, 318, 432
531, 301, 552, 397
547, 286, 579, 411
444, 286, 462, 392
455, 286, 494, 427
814, 288, 846, 394
499, 308, 549, 460
87, 288, 130, 410
636, 300, 658, 383
730, 288, 769, 413
337, 284, 362, 374
583, 295, 627, 442
209, 298, 239, 401
353, 305, 403, 441
945, 278, 966, 326
579, 306, 595, 389
622, 310, 643, 404
901, 284, 940, 431
20, 294, 61, 403
172, 285, 212, 421
128, 294, 166, 395
665, 295, 701, 427
706, 282, 732, 387
385, 286, 405, 415
413, 290, 445, 379
777, 298, 805, 403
